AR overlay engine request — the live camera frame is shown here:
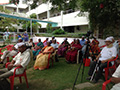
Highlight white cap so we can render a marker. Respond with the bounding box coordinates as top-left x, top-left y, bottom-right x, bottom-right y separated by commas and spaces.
17, 42, 25, 47
82, 36, 85, 38
109, 36, 114, 40
105, 37, 112, 42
